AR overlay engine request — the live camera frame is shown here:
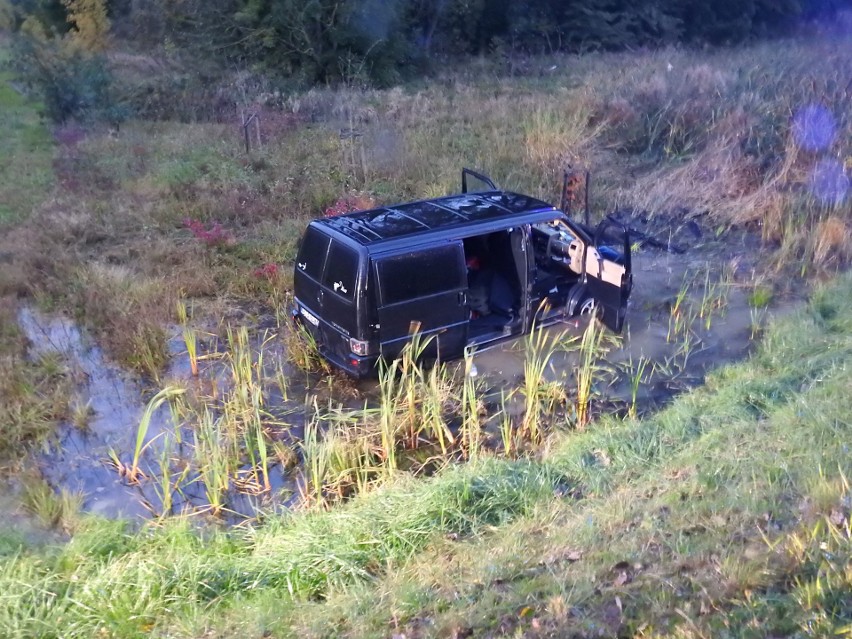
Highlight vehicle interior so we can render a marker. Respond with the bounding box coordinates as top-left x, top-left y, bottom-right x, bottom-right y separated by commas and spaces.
462, 219, 594, 340
462, 230, 524, 339
530, 219, 586, 308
